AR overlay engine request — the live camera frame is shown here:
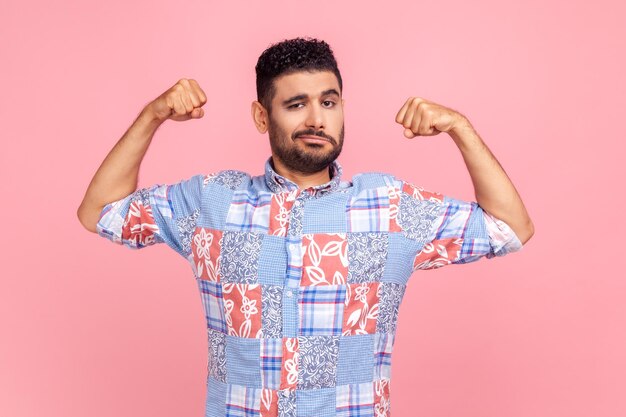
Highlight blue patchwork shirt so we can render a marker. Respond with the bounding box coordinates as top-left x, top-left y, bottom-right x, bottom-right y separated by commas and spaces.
97, 157, 522, 417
